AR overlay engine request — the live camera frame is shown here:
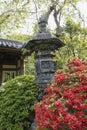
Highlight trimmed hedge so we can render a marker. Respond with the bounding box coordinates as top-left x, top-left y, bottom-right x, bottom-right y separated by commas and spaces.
0, 75, 39, 130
